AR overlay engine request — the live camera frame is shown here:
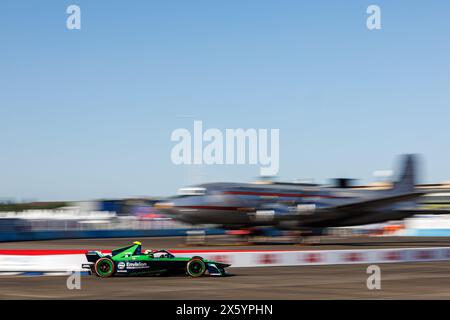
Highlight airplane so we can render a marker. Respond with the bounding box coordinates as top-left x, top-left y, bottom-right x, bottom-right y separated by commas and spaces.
155, 155, 442, 232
